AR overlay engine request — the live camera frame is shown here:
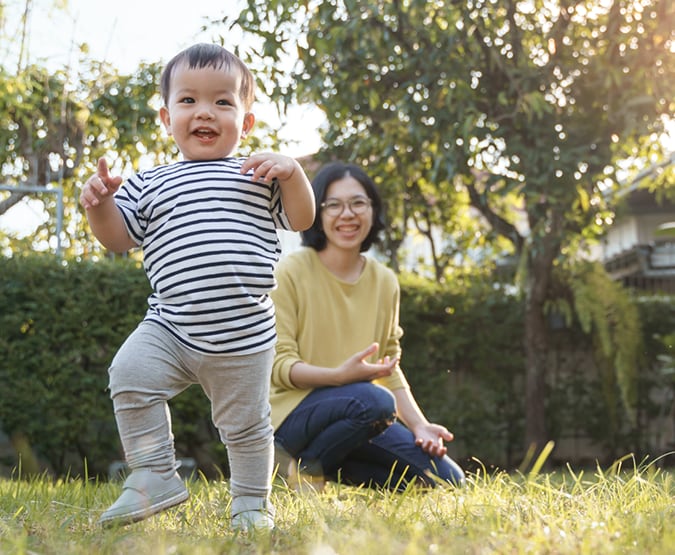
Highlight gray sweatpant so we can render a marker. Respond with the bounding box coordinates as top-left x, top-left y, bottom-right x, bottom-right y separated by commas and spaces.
108, 320, 274, 499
